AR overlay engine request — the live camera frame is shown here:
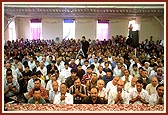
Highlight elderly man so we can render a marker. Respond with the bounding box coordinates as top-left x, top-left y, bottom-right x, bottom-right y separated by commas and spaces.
154, 68, 164, 85
146, 77, 158, 95
124, 77, 138, 93
36, 62, 47, 77
46, 73, 61, 92
97, 79, 107, 103
149, 84, 164, 105
53, 83, 73, 104
106, 76, 119, 97
108, 80, 129, 104
48, 81, 59, 104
